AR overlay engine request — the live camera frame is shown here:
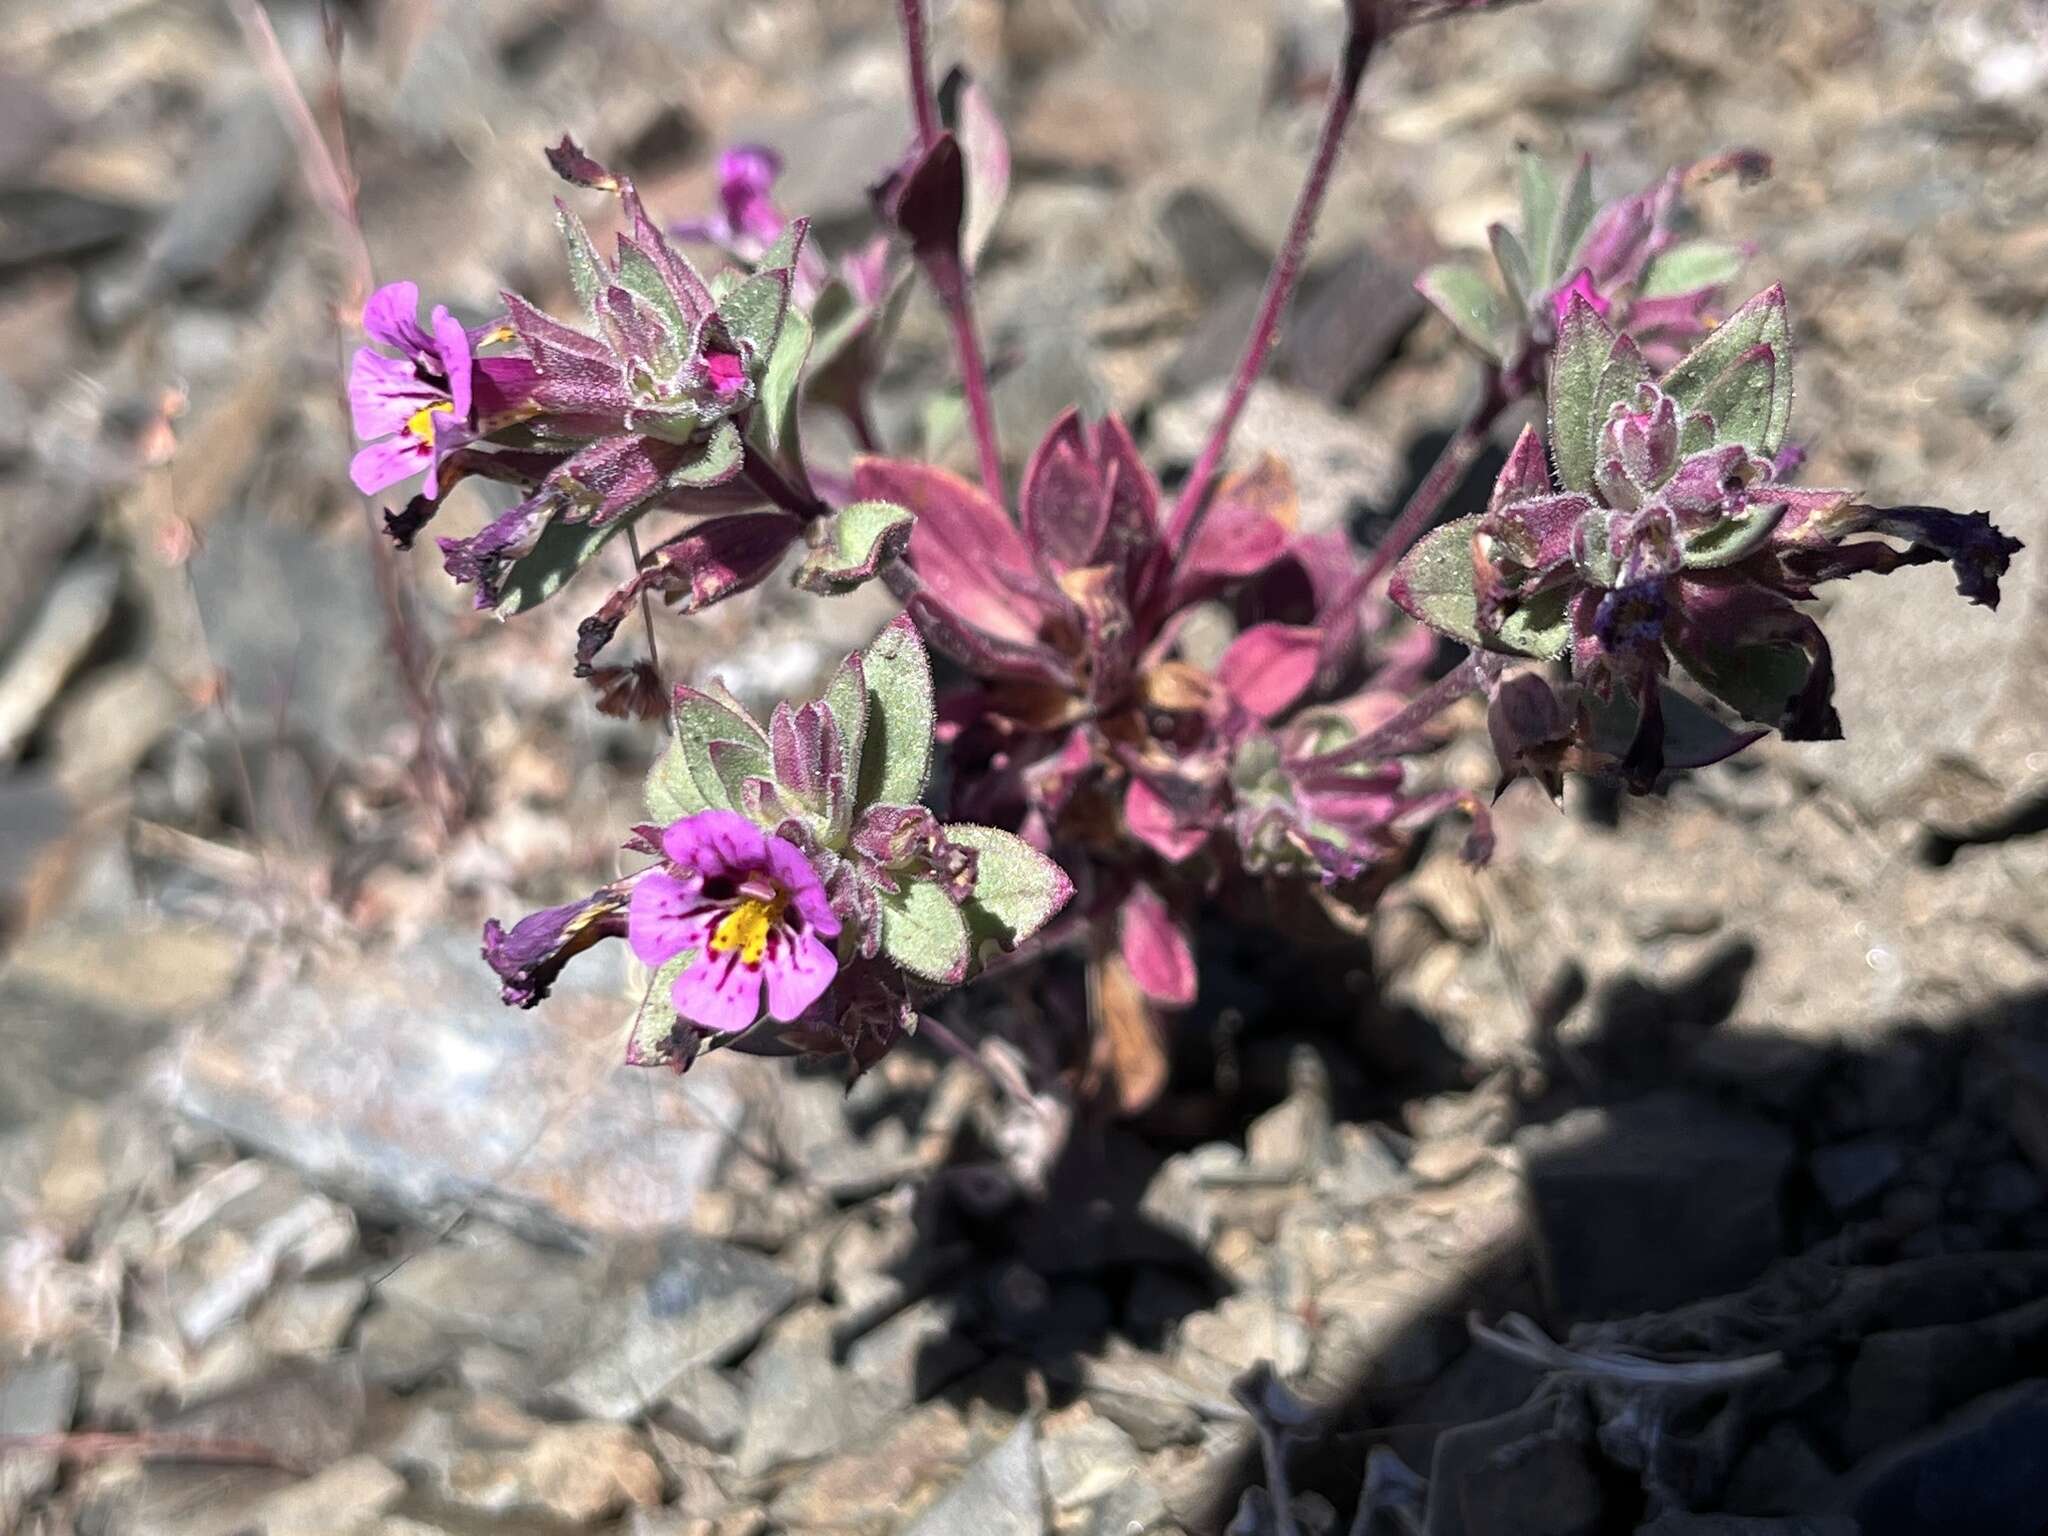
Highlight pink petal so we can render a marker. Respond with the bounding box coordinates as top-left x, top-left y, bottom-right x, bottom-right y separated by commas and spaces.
762, 926, 837, 1021
763, 838, 840, 937
361, 281, 433, 356
662, 809, 768, 879
627, 870, 713, 967
671, 948, 764, 1033
348, 348, 441, 440
1119, 882, 1196, 1008
433, 305, 474, 421
349, 435, 432, 495
1217, 623, 1323, 722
